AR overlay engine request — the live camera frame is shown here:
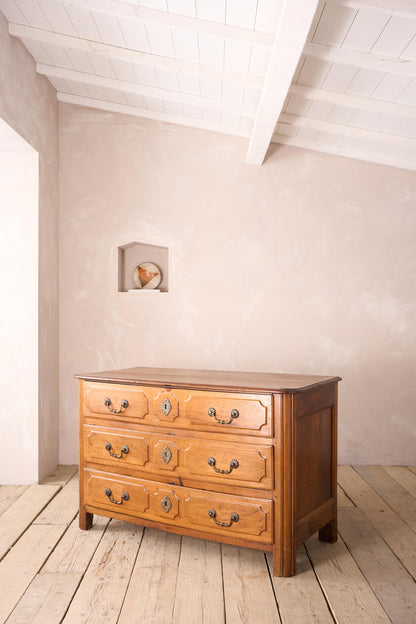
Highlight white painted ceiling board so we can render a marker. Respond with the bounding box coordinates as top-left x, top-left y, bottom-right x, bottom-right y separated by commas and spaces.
66, 48, 95, 73
226, 0, 257, 31
0, 0, 27, 23
182, 102, 202, 119
200, 75, 222, 99
92, 11, 126, 47
134, 64, 158, 86
198, 33, 224, 68
42, 42, 73, 68
321, 63, 358, 92
402, 35, 416, 60
395, 78, 416, 105
341, 9, 390, 52
254, 0, 283, 34
145, 21, 175, 56
141, 0, 167, 11
21, 38, 52, 64
1, 0, 415, 170
65, 5, 102, 40
125, 91, 147, 107
118, 16, 151, 51
285, 94, 313, 117
312, 3, 357, 47
346, 67, 385, 97
371, 73, 413, 101
370, 16, 416, 57
195, 0, 225, 24
87, 52, 117, 78
348, 109, 380, 128
224, 39, 251, 73
37, 0, 77, 35
155, 66, 180, 90
109, 58, 135, 82
163, 99, 183, 115
248, 46, 270, 76
327, 104, 357, 124
305, 100, 335, 121
171, 27, 198, 62
296, 57, 332, 88
14, 0, 51, 29
167, 0, 195, 18
178, 71, 200, 94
